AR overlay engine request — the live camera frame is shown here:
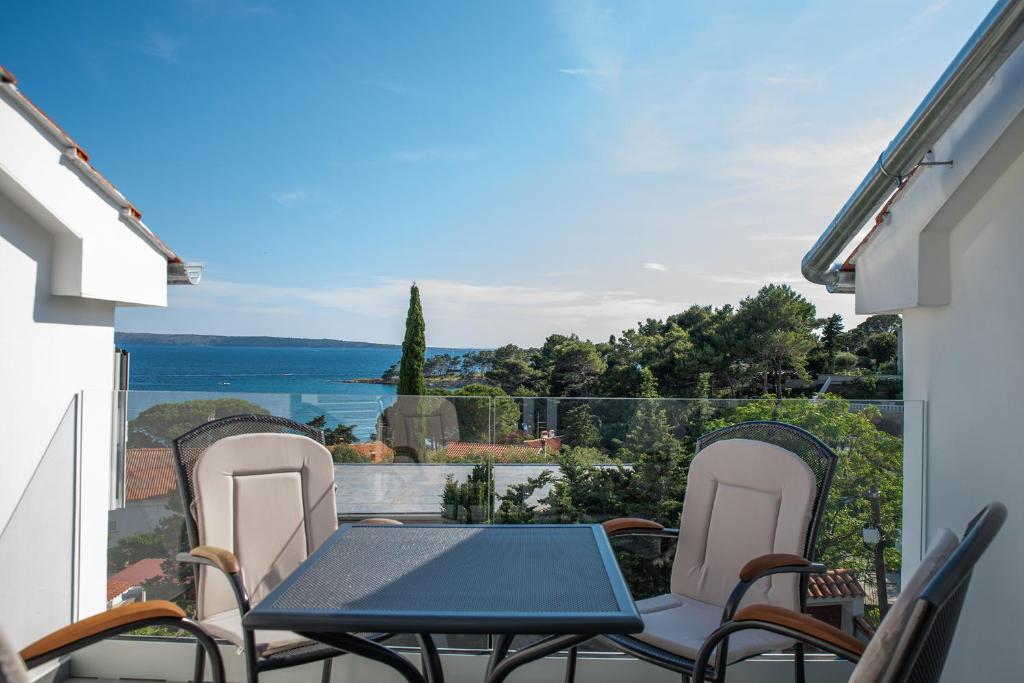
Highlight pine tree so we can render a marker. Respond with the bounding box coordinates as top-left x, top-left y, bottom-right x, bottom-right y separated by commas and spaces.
821, 313, 844, 374
397, 283, 426, 396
